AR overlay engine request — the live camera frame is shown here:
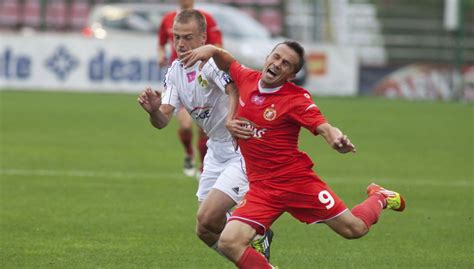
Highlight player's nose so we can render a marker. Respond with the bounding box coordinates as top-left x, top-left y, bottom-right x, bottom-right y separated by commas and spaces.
175, 38, 185, 47
273, 60, 283, 69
